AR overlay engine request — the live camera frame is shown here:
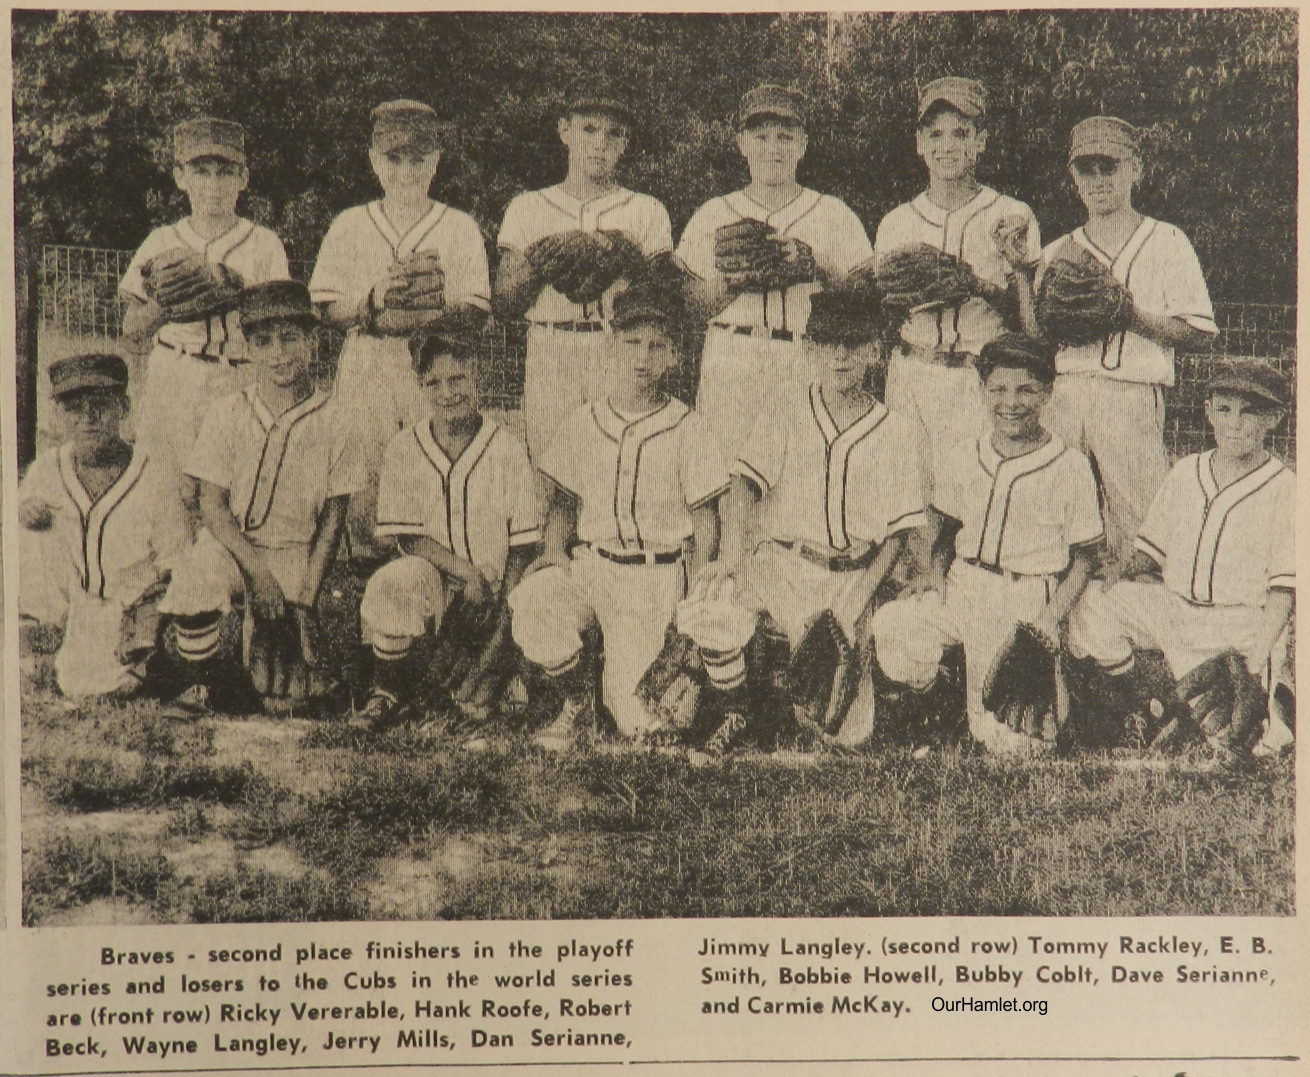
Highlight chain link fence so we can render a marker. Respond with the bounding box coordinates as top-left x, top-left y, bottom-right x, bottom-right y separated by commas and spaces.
23, 243, 1296, 464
